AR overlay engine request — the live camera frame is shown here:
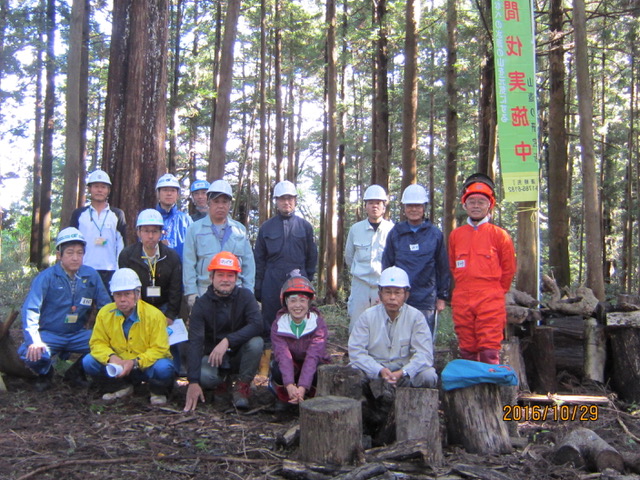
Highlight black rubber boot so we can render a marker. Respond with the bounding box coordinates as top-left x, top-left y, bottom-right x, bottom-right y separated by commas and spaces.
34, 369, 54, 392
63, 355, 90, 388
